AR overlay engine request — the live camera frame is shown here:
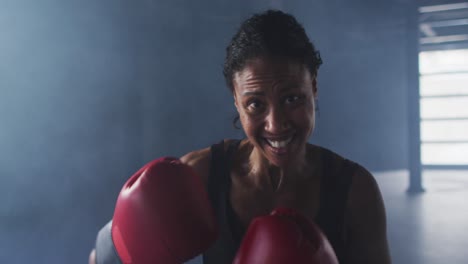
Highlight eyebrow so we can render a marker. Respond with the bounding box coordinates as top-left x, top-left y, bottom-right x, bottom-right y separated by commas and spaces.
242, 91, 265, 96
242, 85, 300, 96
